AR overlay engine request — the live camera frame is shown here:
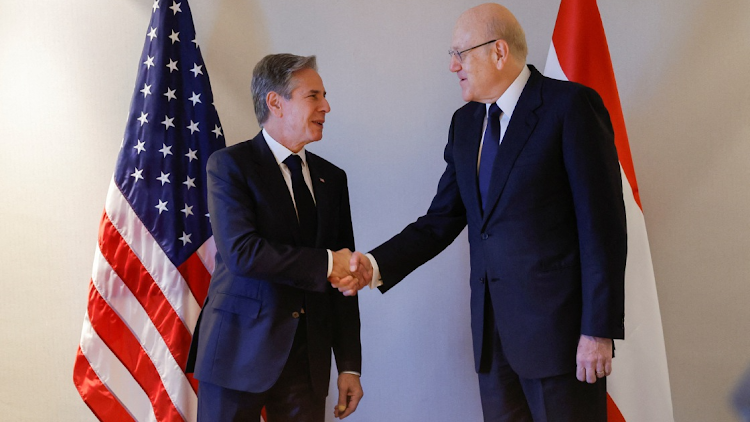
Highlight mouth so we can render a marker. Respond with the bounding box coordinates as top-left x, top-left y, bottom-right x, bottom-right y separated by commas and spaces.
312, 119, 325, 127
